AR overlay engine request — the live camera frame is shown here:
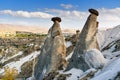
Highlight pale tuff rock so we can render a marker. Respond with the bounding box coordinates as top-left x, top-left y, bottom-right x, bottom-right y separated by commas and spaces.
66, 9, 99, 71
79, 68, 97, 80
71, 30, 80, 46
66, 30, 80, 56
85, 49, 106, 69
34, 17, 66, 80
